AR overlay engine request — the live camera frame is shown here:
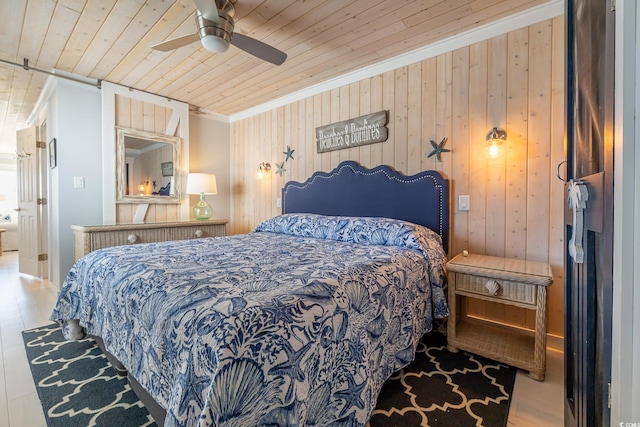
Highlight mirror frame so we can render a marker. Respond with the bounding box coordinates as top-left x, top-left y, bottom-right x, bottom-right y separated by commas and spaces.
115, 127, 182, 204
